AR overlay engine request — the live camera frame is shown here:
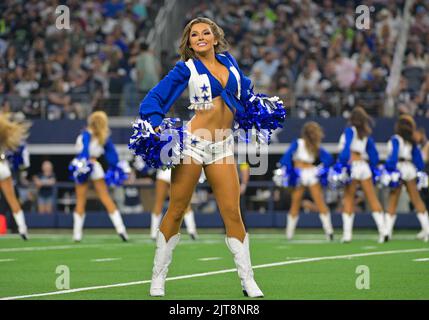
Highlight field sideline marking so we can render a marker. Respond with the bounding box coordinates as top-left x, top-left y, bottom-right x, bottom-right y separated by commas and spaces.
92, 258, 122, 262
0, 259, 15, 263
413, 258, 429, 262
1, 247, 428, 300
